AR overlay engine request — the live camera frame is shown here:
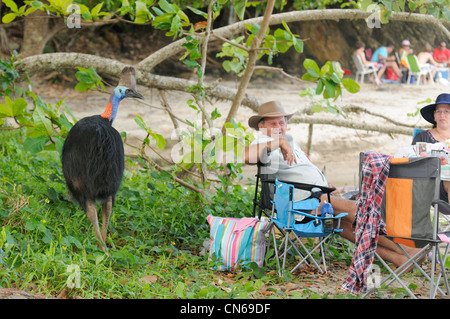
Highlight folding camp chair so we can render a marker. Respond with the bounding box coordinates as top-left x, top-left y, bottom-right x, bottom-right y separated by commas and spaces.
251, 161, 343, 274
269, 179, 348, 275
360, 155, 450, 298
